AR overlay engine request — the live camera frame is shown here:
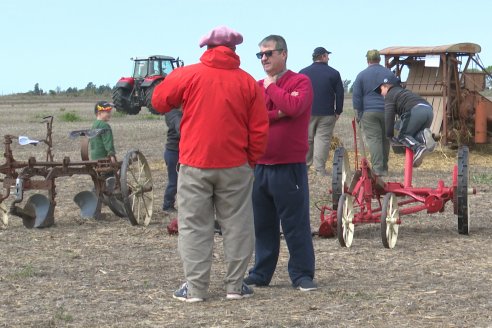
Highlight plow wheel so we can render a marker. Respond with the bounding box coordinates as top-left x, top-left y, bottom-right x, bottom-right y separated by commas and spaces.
120, 149, 153, 226
381, 192, 400, 249
457, 146, 470, 235
332, 147, 351, 210
105, 194, 127, 218
337, 193, 355, 247
1, 202, 8, 226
